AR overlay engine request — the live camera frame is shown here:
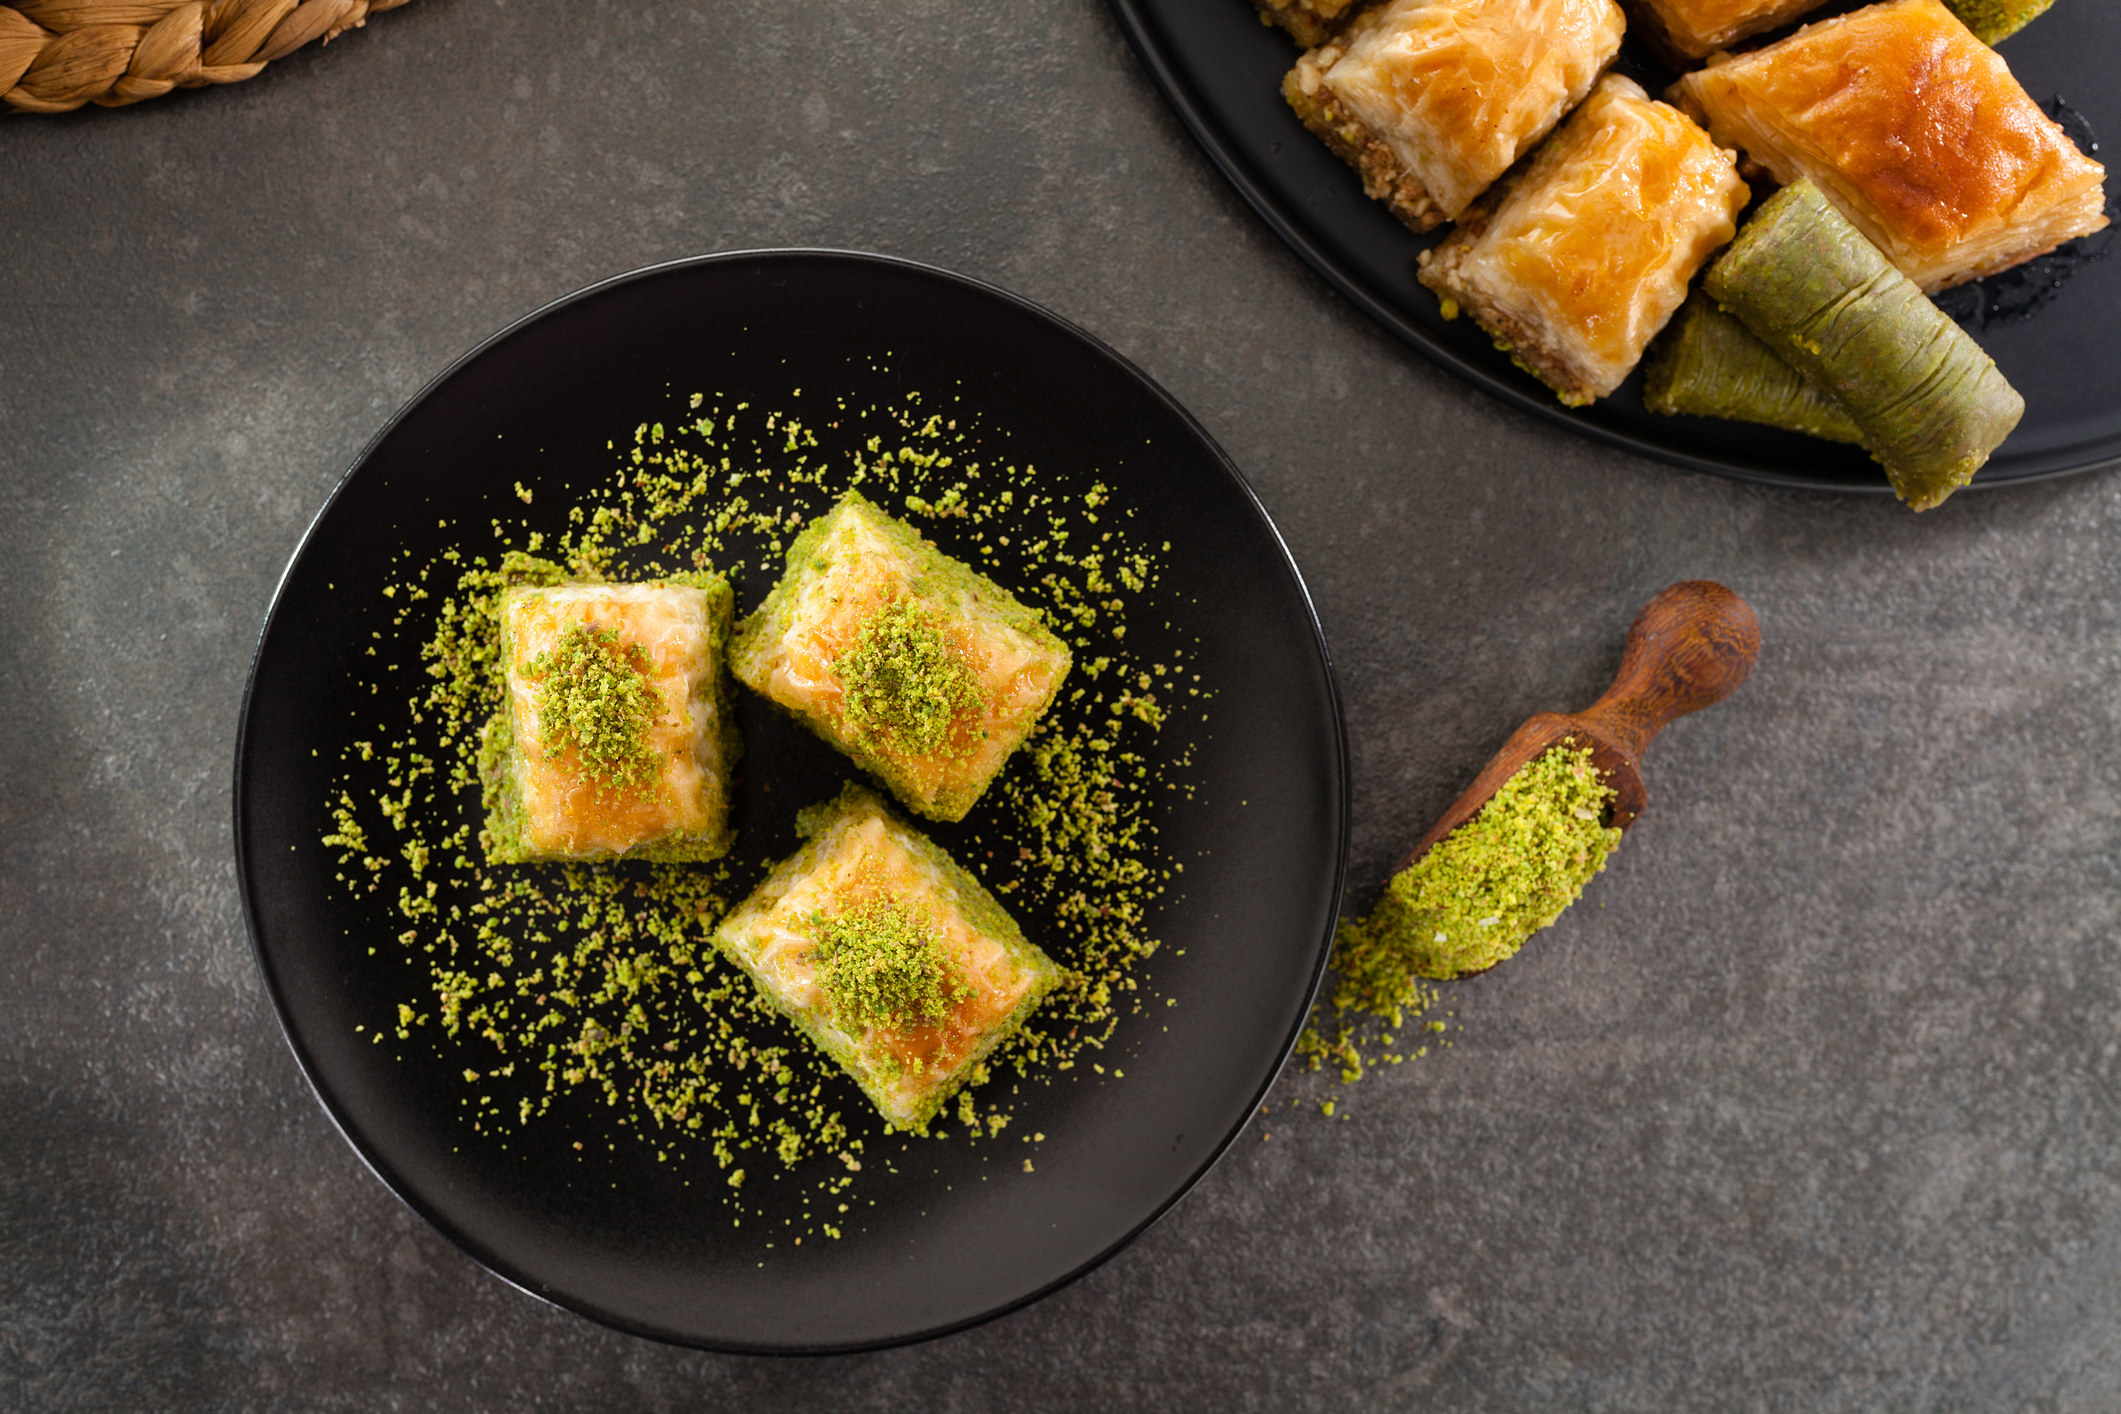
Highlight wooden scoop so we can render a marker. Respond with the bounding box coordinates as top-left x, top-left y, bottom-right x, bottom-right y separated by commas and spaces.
1399, 580, 1761, 872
